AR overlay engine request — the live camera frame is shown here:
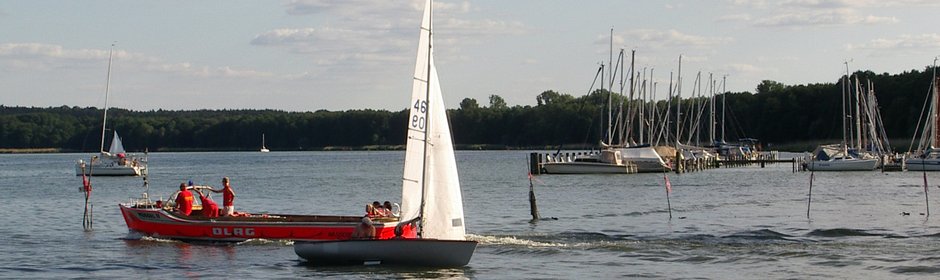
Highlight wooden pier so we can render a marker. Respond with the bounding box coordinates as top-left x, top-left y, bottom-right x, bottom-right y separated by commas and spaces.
529, 150, 796, 175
